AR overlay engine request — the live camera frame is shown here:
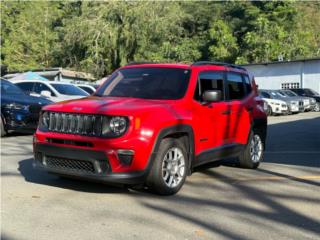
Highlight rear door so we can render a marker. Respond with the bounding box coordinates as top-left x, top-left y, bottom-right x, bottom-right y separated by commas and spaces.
226, 72, 251, 145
